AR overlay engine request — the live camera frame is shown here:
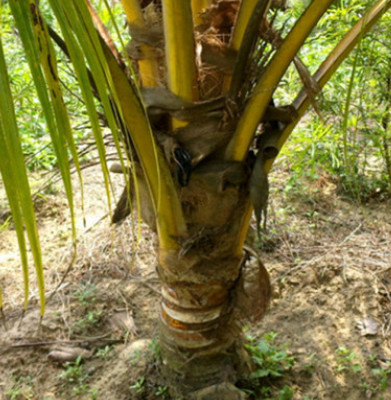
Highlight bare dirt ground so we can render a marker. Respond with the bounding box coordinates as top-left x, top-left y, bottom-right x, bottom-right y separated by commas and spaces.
0, 164, 390, 400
